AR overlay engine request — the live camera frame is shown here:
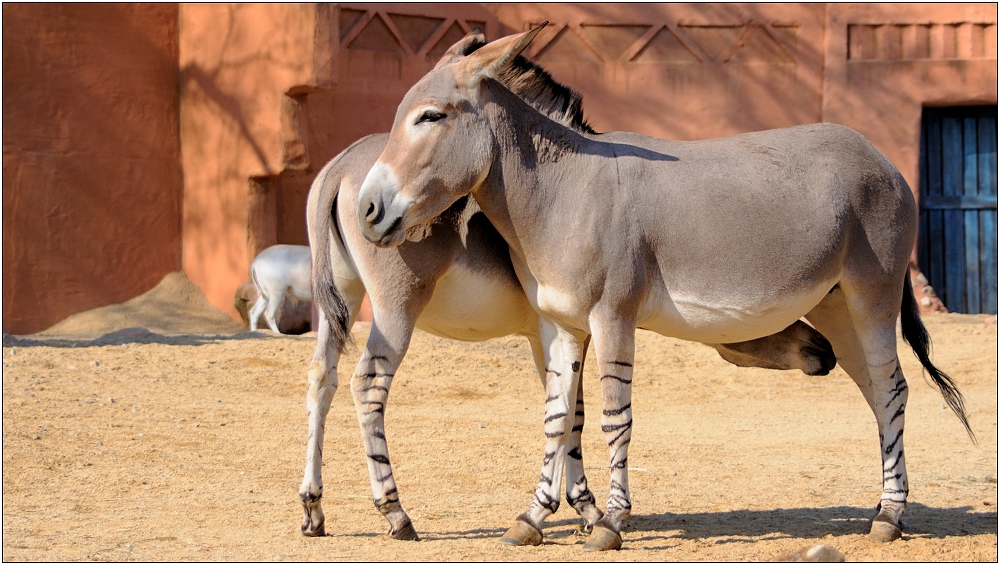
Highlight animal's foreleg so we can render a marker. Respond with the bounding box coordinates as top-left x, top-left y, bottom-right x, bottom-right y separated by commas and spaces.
564, 337, 603, 533
526, 334, 602, 535
299, 313, 340, 536
501, 323, 586, 546
582, 320, 635, 552
351, 321, 418, 541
